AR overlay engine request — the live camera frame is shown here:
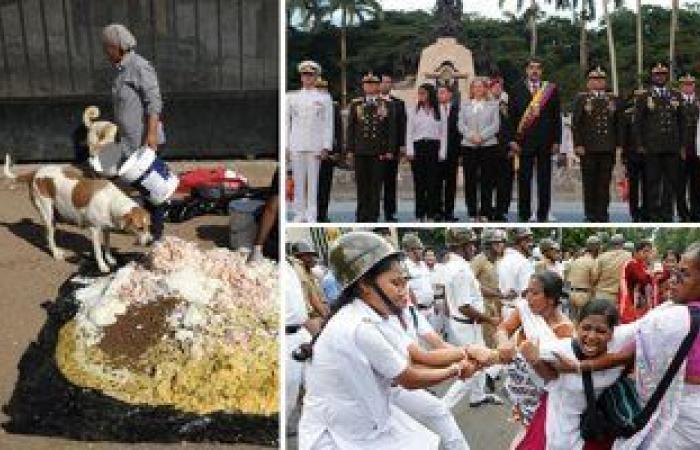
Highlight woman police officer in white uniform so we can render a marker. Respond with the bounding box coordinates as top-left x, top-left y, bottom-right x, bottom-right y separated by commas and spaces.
295, 231, 480, 449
